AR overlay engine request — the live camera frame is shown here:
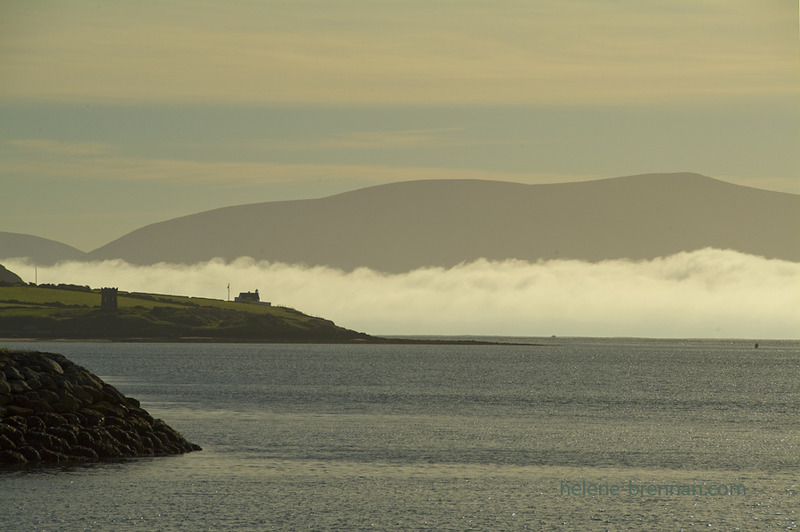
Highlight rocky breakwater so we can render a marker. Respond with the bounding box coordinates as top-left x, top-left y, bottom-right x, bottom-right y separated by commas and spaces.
0, 349, 201, 467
